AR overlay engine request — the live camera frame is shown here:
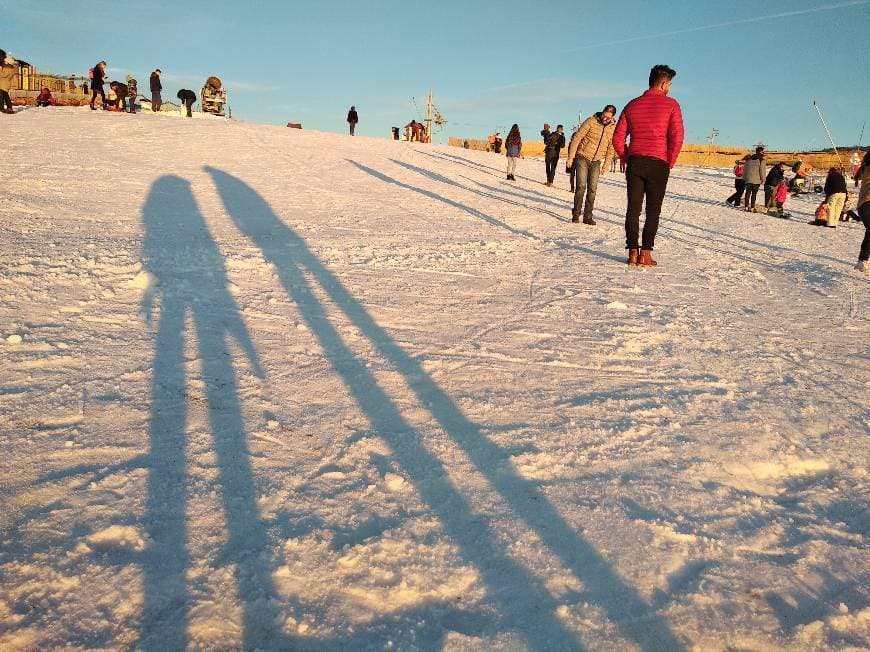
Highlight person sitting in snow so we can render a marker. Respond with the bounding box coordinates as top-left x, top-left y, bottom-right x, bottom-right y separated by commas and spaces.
36, 87, 56, 107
